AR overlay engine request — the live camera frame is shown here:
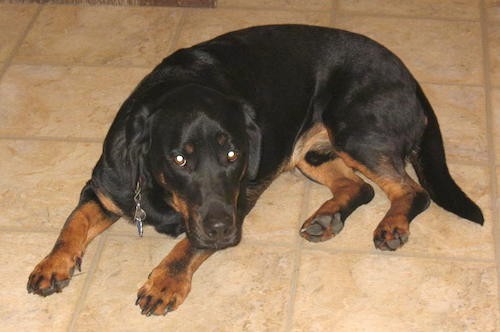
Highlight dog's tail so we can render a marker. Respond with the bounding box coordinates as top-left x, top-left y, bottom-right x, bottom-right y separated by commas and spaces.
410, 83, 484, 225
